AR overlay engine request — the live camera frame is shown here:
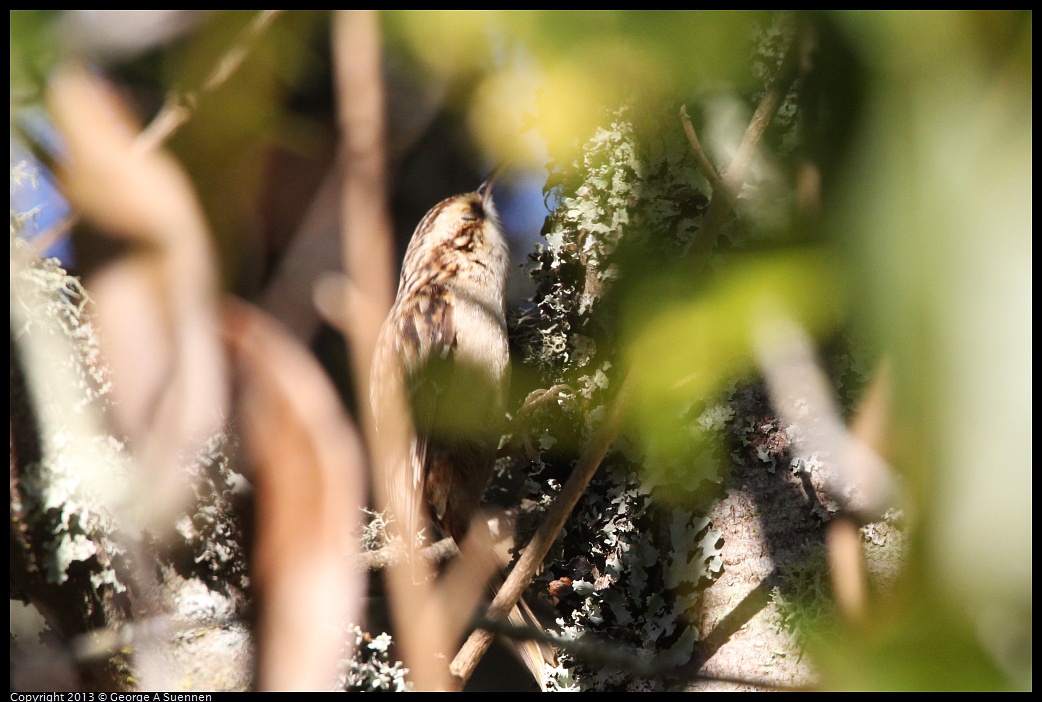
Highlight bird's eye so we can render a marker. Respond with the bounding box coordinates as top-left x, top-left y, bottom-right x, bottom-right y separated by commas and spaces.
461, 205, 482, 222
